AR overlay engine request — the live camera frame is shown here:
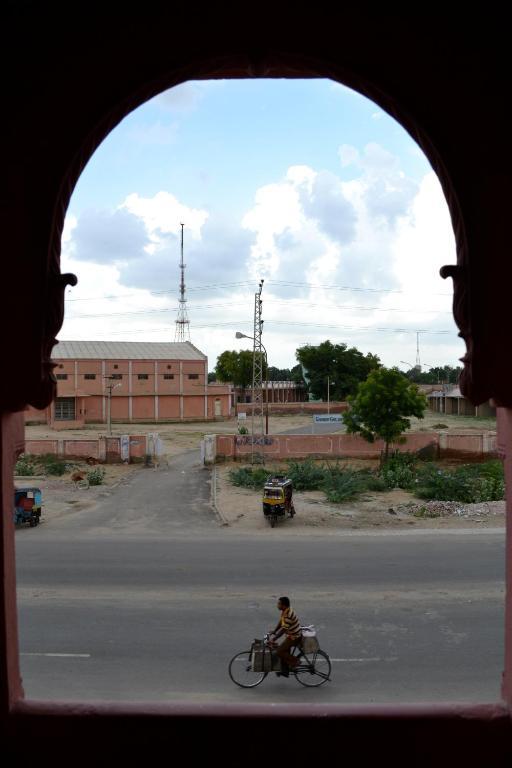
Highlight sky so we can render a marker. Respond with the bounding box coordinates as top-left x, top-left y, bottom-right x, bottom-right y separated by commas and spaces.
60, 78, 463, 374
